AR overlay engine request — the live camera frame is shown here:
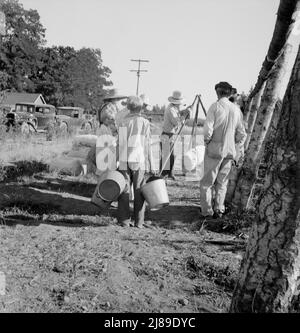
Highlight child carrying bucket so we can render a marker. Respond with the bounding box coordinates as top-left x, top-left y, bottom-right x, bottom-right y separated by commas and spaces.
117, 96, 156, 228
